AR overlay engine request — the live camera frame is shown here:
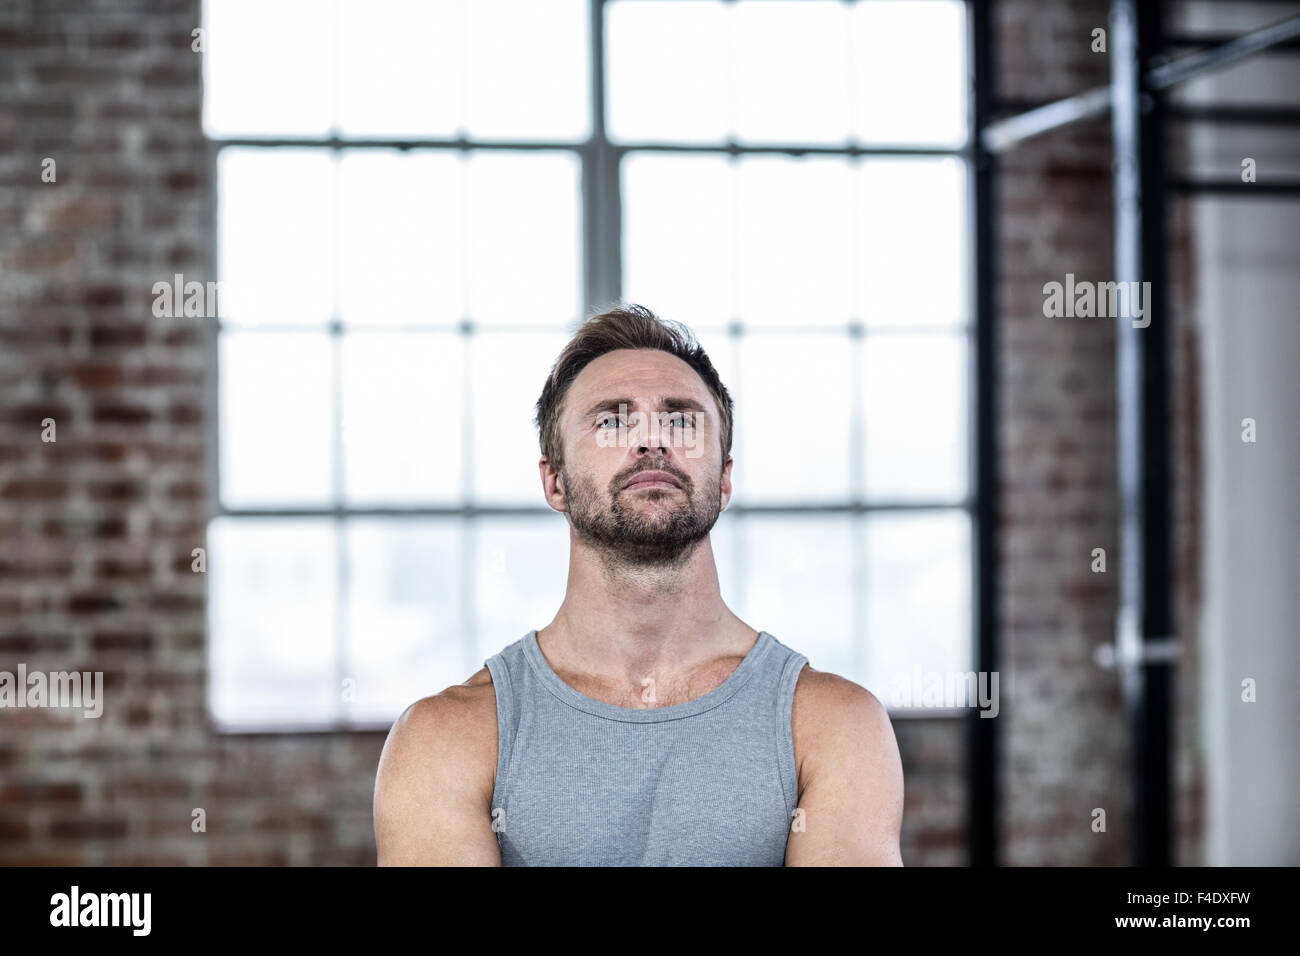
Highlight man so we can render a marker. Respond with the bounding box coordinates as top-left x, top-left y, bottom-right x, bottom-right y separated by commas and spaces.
374, 304, 904, 866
